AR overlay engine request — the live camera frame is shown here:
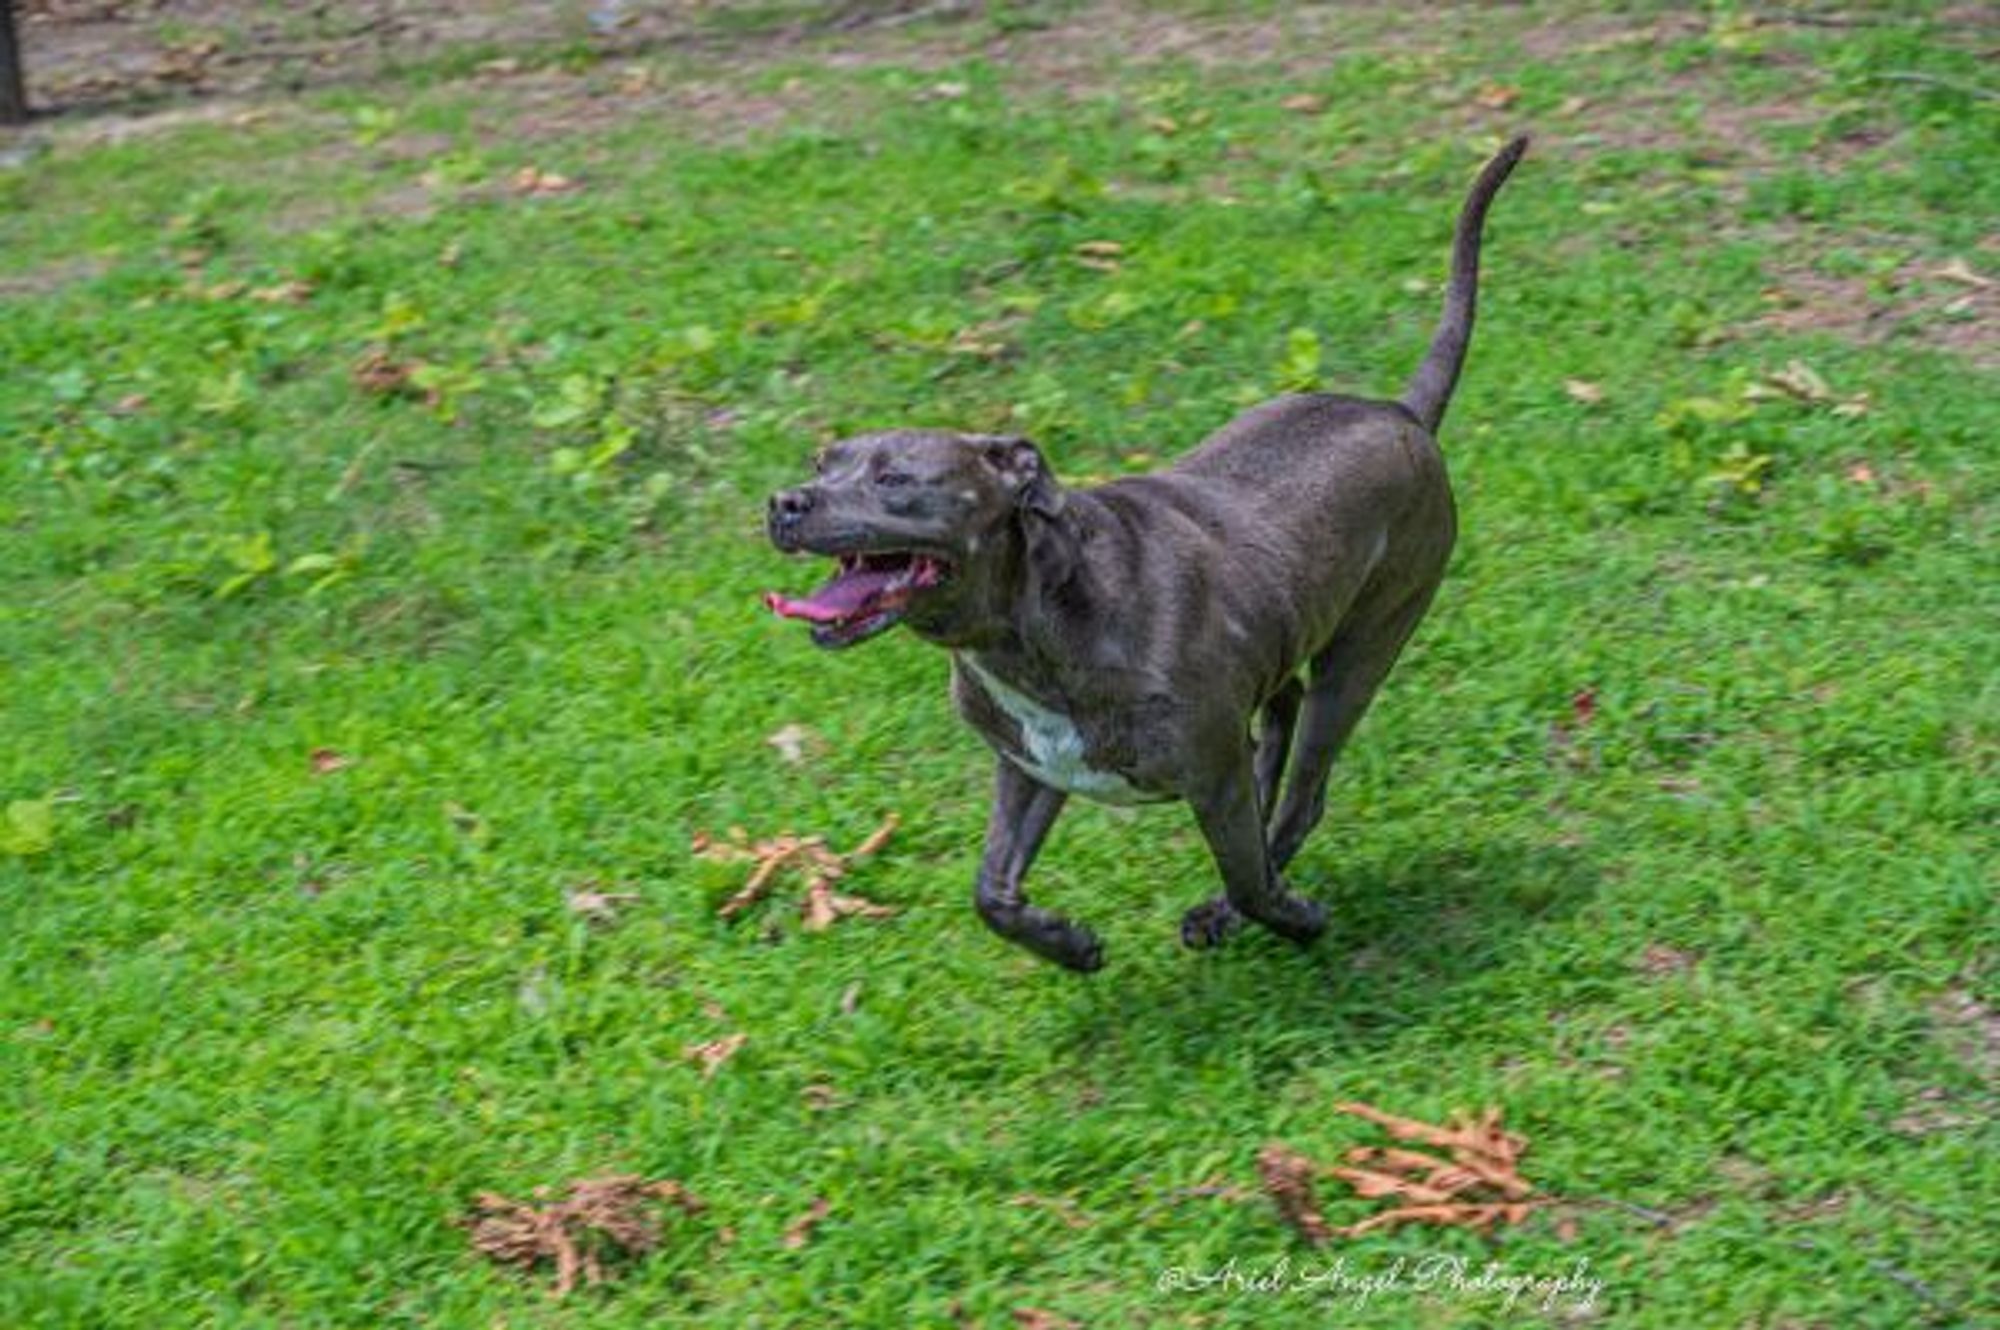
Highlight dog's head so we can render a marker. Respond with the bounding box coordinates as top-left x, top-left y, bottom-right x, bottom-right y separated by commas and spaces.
764, 430, 1070, 650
